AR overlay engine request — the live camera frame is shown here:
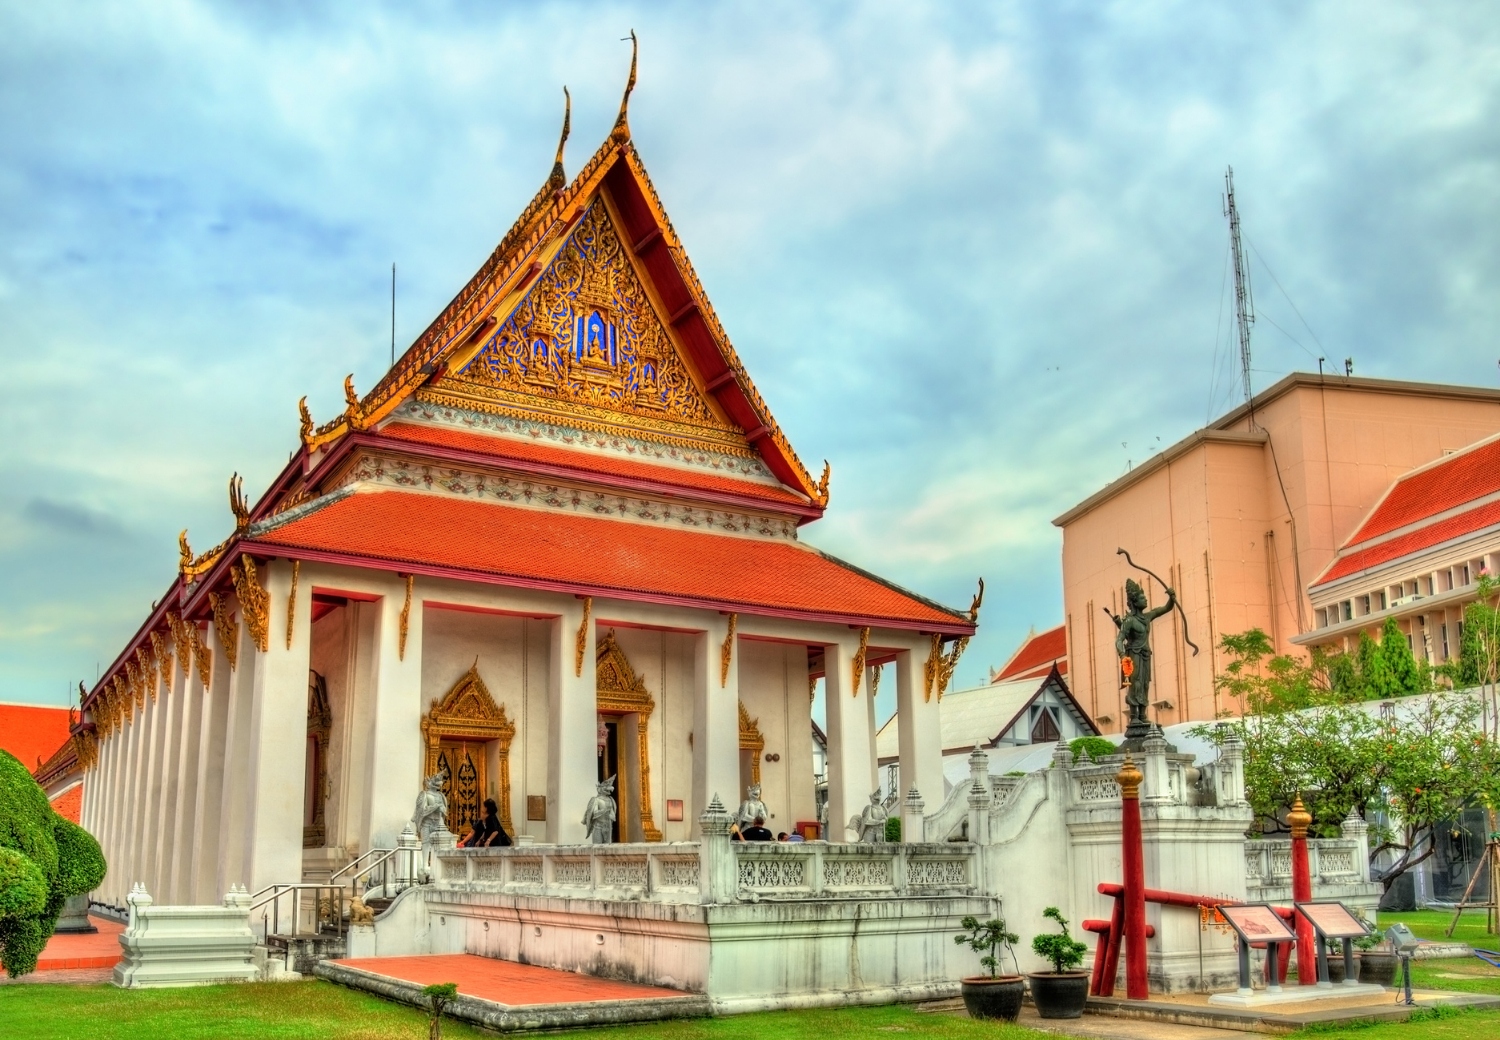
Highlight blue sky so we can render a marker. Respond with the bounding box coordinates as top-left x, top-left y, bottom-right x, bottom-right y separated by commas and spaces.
3, 3, 1498, 718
